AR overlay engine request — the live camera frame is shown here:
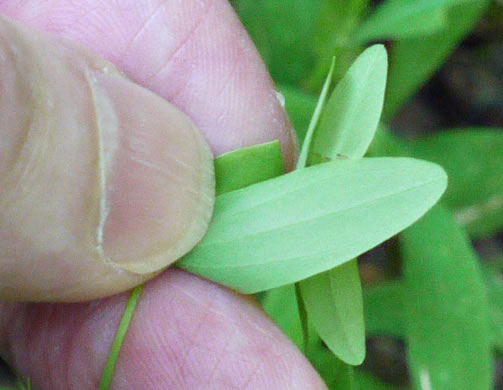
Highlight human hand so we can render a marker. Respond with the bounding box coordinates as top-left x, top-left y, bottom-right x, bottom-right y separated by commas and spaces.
0, 1, 326, 388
